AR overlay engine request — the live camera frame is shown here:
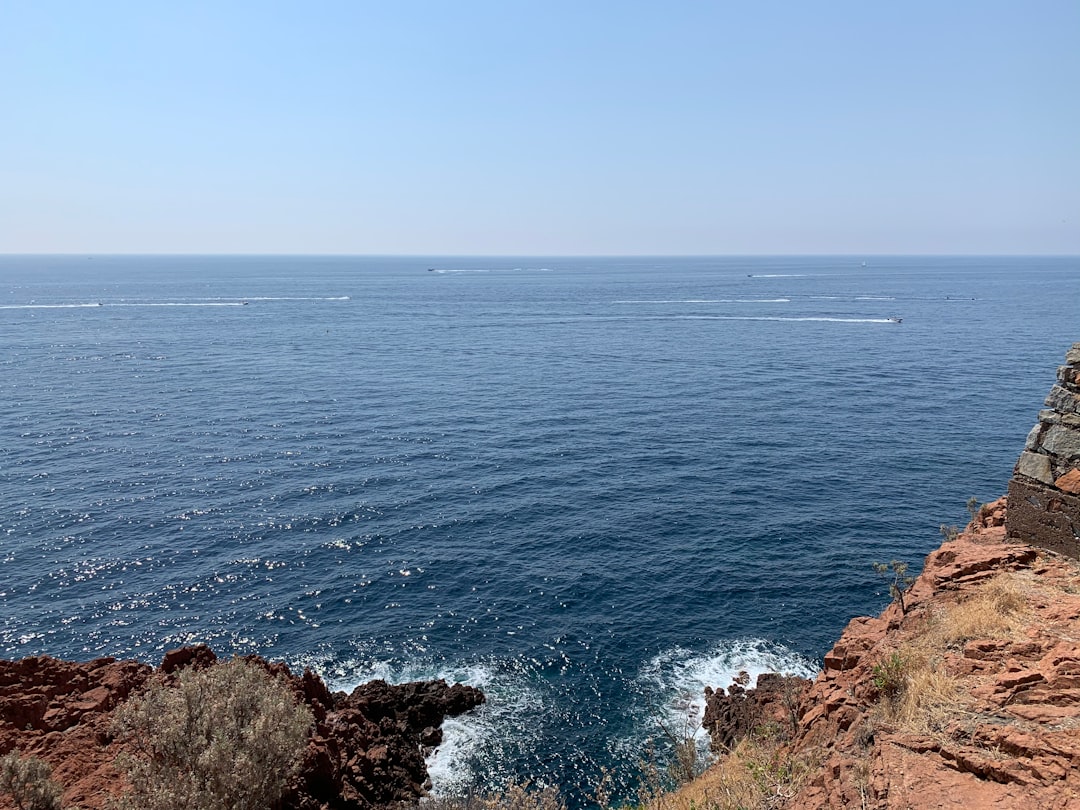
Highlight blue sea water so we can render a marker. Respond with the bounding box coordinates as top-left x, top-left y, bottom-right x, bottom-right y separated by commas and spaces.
1, 255, 1078, 801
